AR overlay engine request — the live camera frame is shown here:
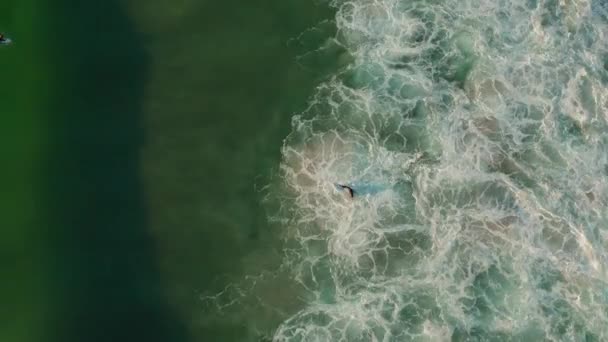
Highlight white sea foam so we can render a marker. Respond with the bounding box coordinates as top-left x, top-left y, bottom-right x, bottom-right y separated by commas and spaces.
199, 0, 608, 340
264, 0, 608, 340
